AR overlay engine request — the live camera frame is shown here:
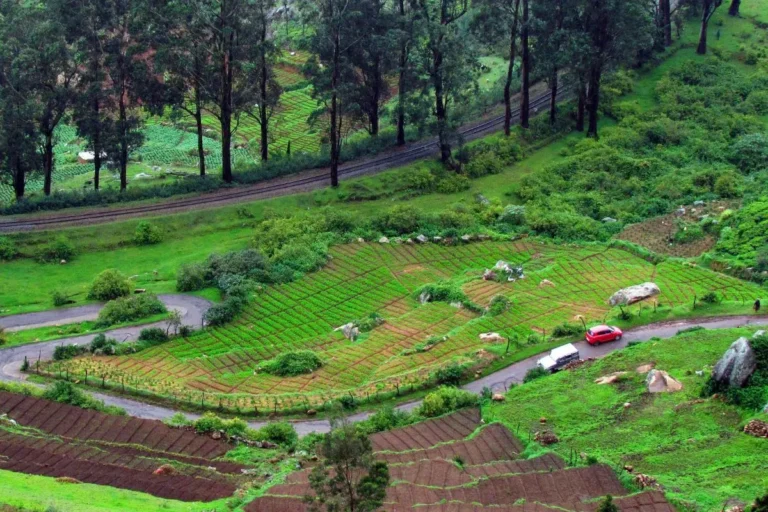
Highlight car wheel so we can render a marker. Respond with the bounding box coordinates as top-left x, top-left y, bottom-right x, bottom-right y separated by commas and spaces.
616, 334, 622, 341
